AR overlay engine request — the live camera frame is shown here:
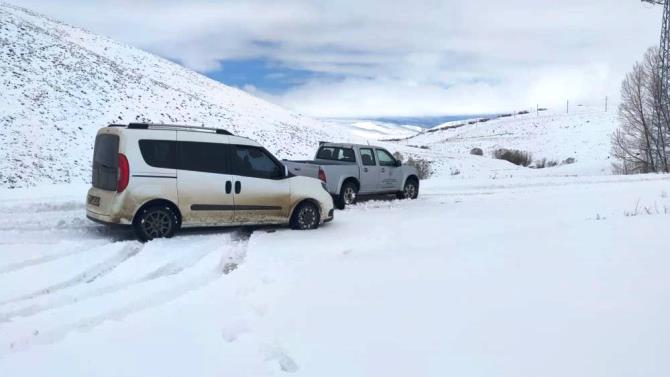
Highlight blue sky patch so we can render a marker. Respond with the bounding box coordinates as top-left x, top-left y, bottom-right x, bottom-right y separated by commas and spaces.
206, 58, 326, 94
